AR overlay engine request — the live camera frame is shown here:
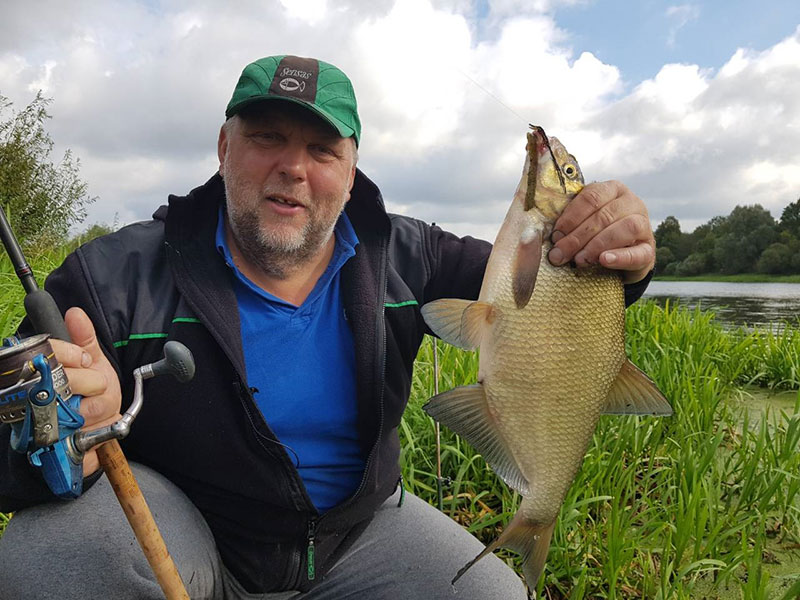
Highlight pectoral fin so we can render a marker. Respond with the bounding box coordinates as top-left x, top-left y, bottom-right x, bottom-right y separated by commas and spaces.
420, 299, 496, 351
423, 384, 529, 495
603, 359, 673, 416
513, 228, 542, 309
